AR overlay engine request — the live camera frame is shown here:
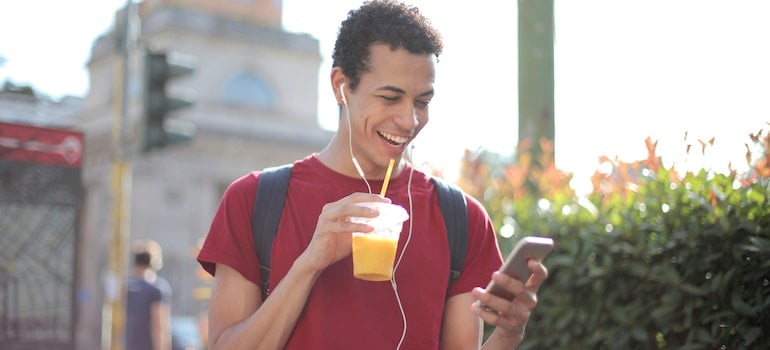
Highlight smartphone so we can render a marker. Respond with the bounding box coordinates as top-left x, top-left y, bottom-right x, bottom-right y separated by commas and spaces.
483, 236, 554, 301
